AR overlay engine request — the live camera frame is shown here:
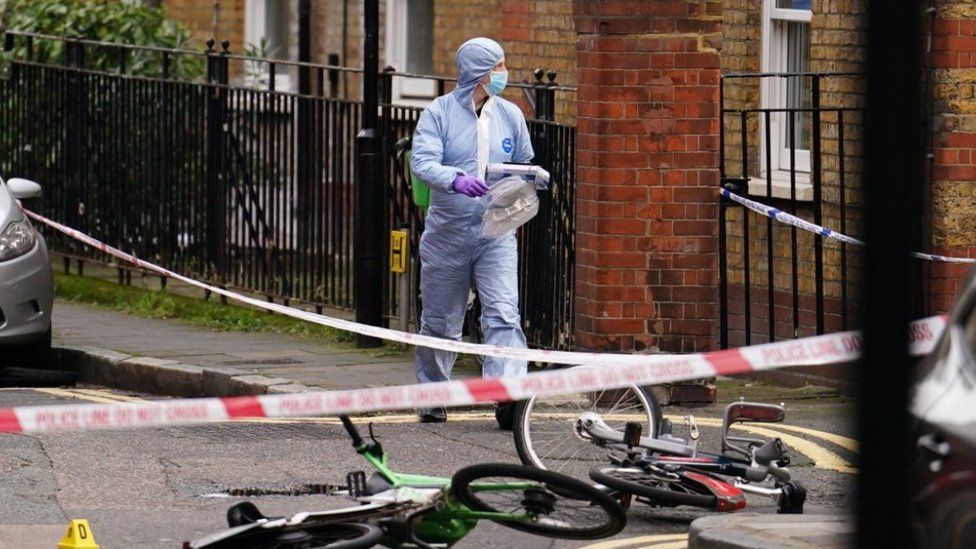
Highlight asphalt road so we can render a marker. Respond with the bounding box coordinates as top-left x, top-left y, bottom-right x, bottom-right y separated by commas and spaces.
0, 383, 855, 549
